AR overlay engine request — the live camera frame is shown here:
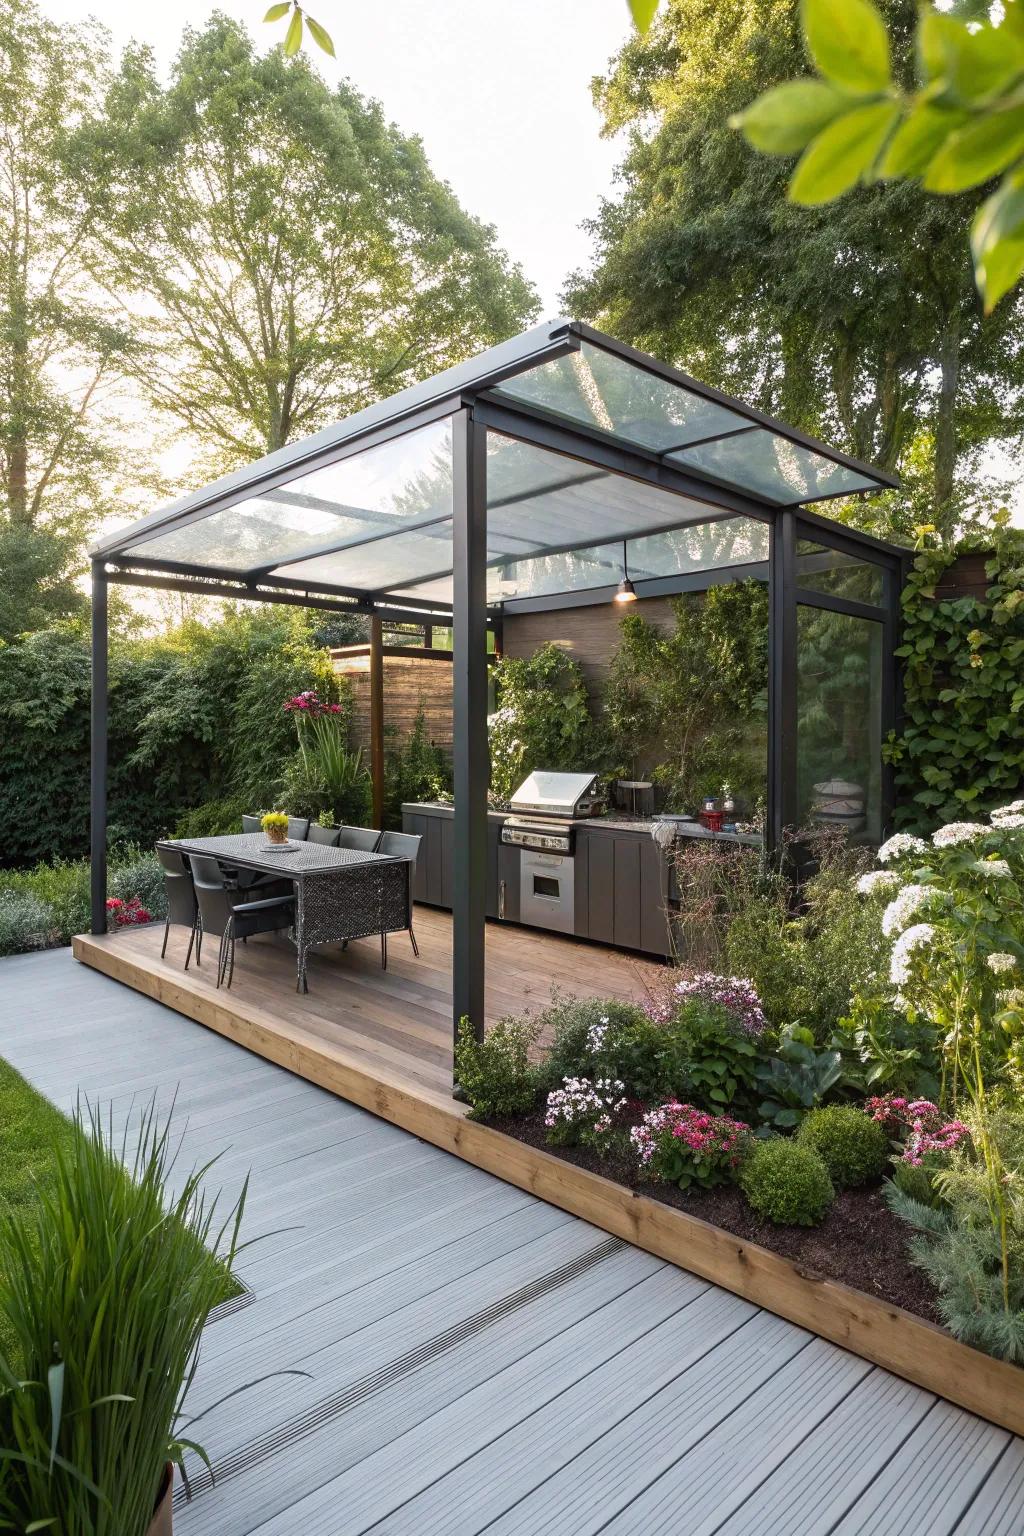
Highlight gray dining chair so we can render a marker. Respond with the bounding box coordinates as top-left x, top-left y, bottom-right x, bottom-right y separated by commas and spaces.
241, 814, 262, 834
287, 817, 311, 841
337, 826, 382, 852
307, 824, 341, 847
228, 816, 288, 900
188, 854, 295, 989
156, 845, 200, 969
378, 830, 422, 960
